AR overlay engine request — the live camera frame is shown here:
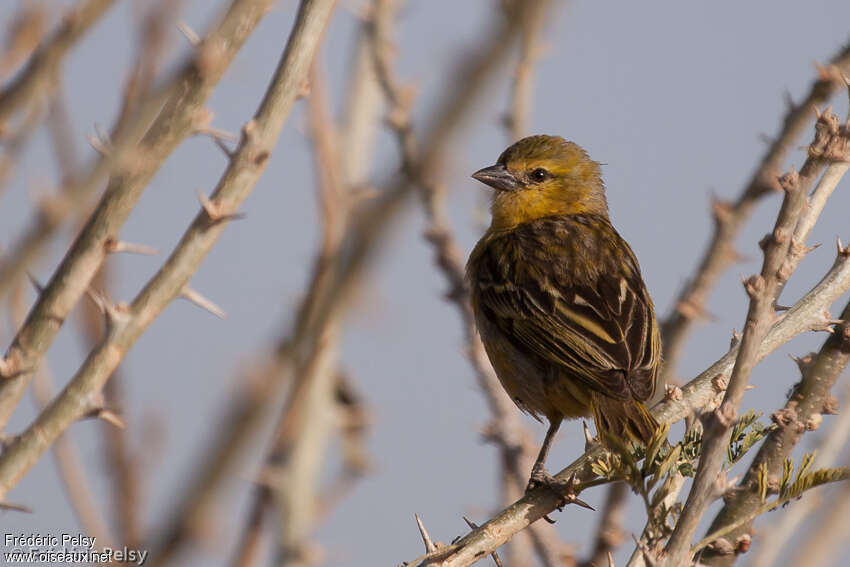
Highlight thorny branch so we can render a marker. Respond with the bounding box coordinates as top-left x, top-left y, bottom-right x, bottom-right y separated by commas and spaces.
700, 300, 850, 564
373, 0, 571, 565
697, 110, 850, 567
0, 0, 275, 429
661, 110, 836, 567
0, 0, 116, 126
659, 40, 850, 387
7, 286, 113, 548
748, 376, 850, 567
